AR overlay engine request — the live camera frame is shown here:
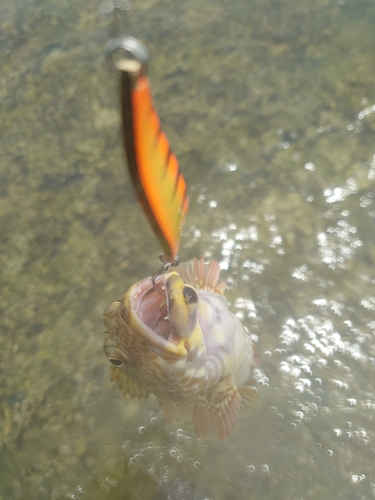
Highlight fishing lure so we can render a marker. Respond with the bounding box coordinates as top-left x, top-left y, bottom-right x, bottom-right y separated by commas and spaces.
106, 36, 188, 265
